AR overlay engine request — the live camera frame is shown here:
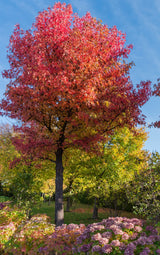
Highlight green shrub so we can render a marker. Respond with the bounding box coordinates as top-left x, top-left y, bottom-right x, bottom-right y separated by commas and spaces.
126, 160, 160, 222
